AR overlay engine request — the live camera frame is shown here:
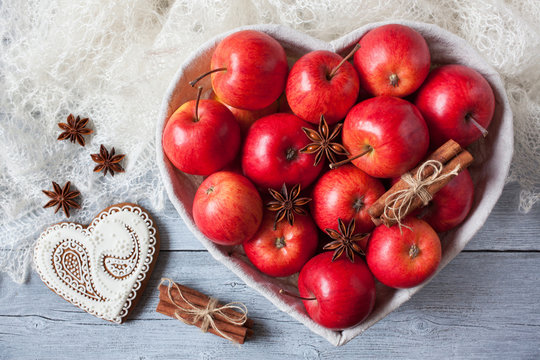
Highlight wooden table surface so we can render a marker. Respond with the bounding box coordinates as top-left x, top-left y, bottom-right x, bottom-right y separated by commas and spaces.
1, 183, 539, 359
